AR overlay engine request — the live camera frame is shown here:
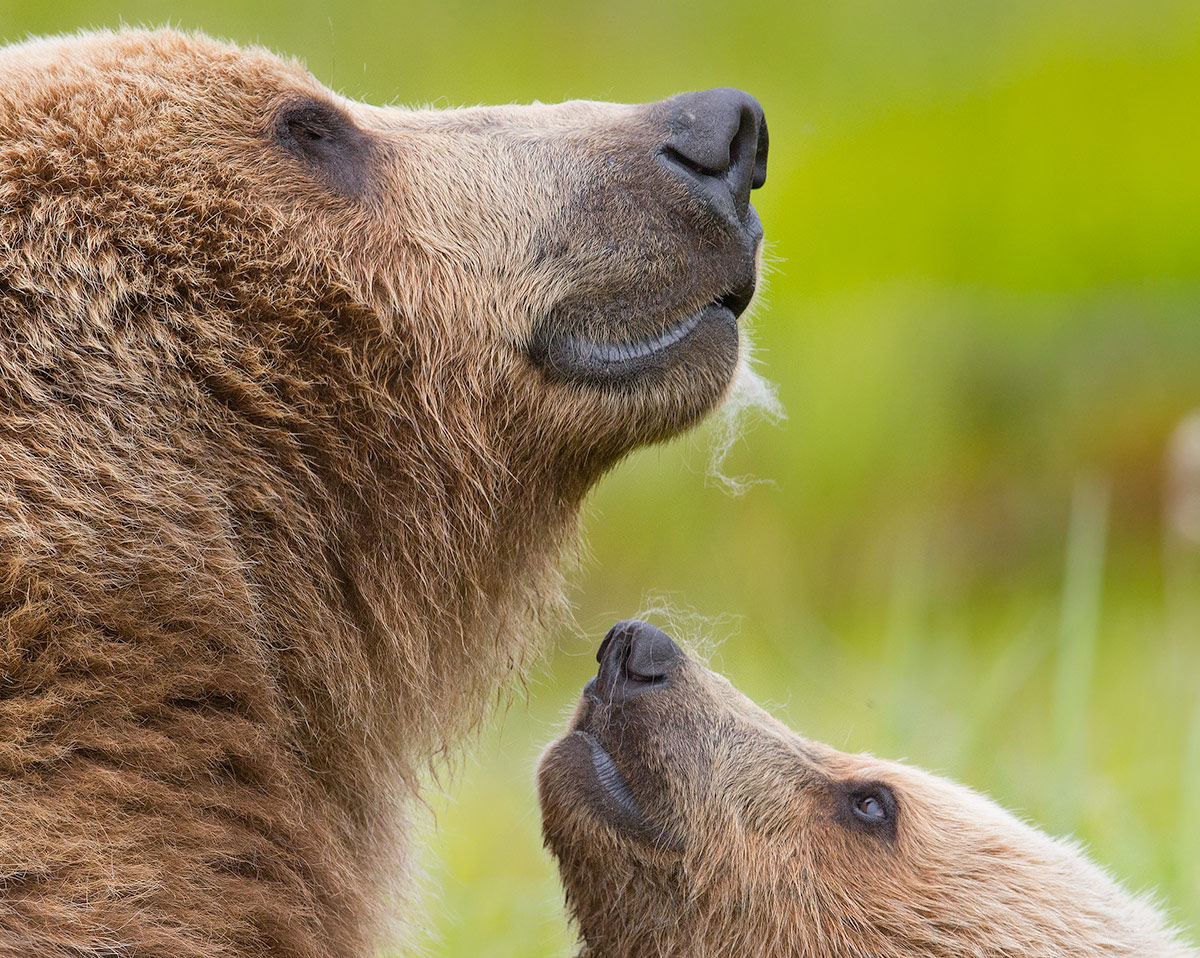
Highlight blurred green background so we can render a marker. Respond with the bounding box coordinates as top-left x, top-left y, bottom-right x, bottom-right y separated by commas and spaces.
4, 0, 1199, 953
